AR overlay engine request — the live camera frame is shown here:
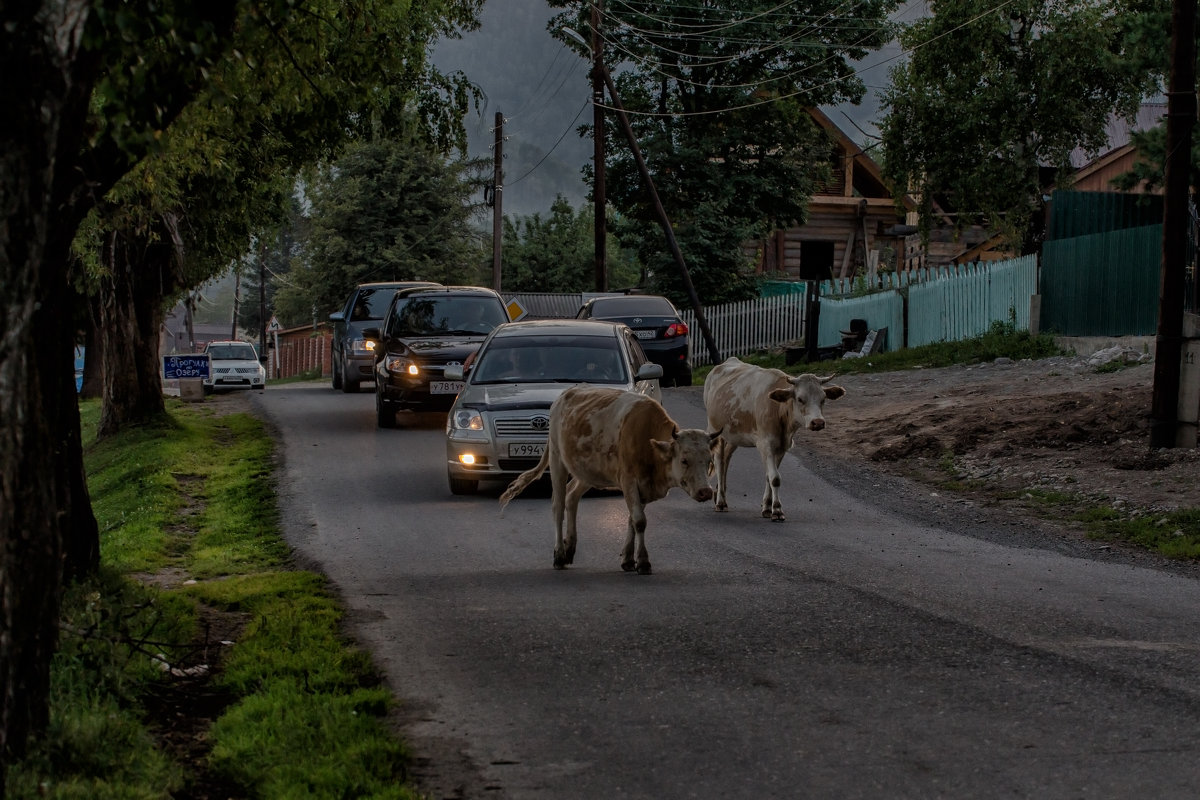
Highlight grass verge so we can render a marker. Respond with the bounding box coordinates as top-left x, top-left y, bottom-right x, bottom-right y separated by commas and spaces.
8, 398, 419, 799
694, 320, 1064, 382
